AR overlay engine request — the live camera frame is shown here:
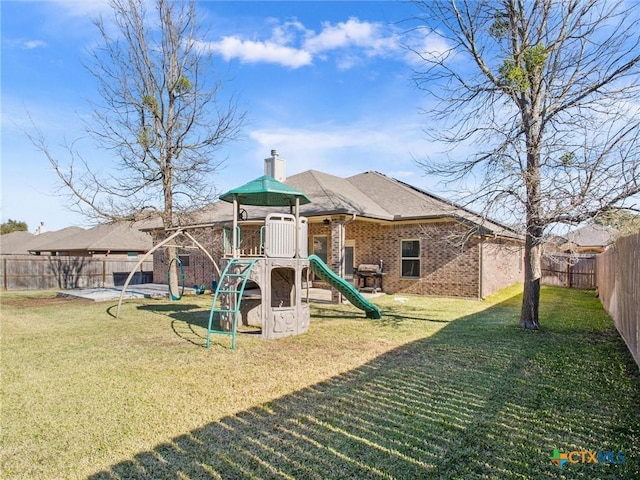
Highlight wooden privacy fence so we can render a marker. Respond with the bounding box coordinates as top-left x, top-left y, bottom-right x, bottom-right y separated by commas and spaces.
597, 232, 640, 369
1, 255, 153, 291
541, 253, 596, 289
